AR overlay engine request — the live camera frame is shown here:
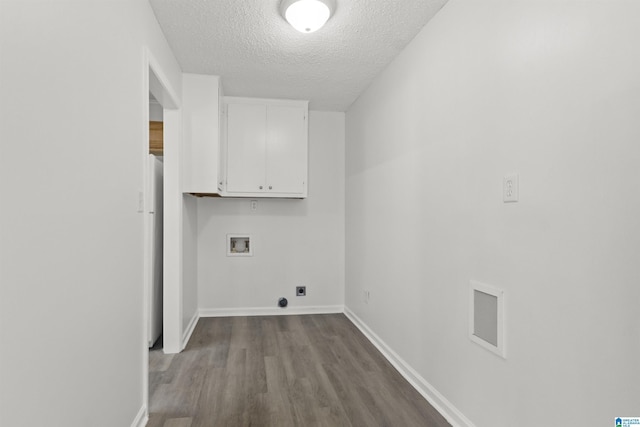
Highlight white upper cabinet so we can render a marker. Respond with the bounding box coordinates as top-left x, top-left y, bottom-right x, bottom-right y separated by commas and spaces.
222, 97, 308, 198
182, 74, 223, 194
226, 103, 267, 194
266, 105, 307, 194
